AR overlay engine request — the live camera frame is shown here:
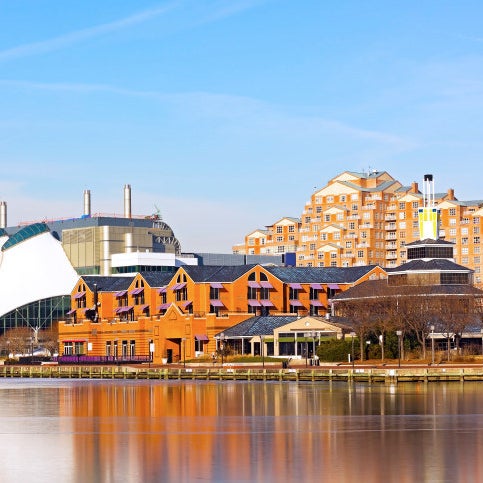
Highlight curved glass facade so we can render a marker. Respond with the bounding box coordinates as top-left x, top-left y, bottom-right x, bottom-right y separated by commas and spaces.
2, 223, 50, 252
0, 295, 71, 335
